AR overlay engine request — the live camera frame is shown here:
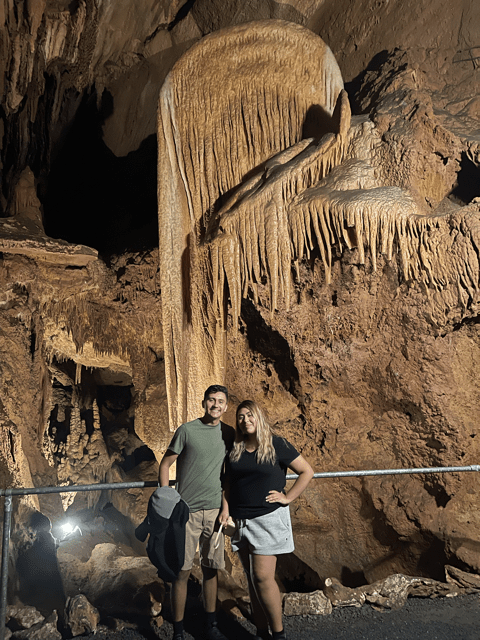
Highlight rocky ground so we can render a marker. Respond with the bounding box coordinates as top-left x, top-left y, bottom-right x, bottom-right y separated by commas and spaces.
81, 592, 480, 640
